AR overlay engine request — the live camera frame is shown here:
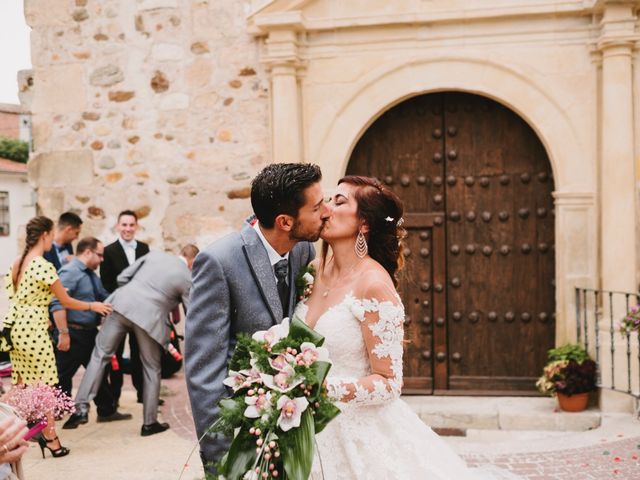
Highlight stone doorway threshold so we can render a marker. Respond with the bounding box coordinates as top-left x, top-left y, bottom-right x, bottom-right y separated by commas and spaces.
402, 395, 601, 435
